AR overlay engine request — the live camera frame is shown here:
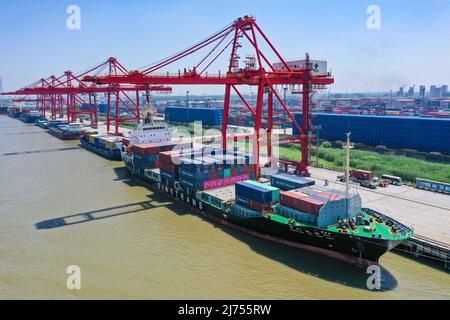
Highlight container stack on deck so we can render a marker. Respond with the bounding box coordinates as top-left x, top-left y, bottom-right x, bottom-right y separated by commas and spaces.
234, 180, 280, 213
21, 111, 45, 123
275, 185, 361, 227
80, 132, 123, 160
178, 150, 256, 195
48, 123, 84, 140
270, 173, 315, 191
